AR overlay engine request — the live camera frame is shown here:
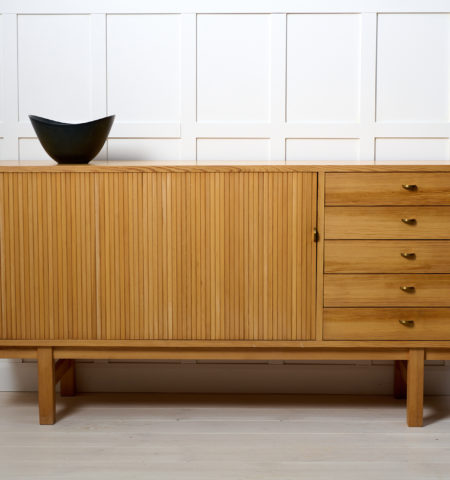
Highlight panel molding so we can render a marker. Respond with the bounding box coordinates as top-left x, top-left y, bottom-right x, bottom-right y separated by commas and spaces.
0, 4, 449, 164
1, 14, 18, 161
359, 12, 377, 163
